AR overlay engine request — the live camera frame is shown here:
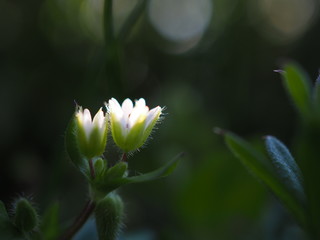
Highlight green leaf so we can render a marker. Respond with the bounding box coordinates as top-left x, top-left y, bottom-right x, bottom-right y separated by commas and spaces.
95, 193, 124, 240
93, 153, 182, 196
40, 202, 60, 240
125, 152, 182, 183
224, 131, 307, 227
280, 63, 312, 119
65, 113, 88, 173
264, 136, 306, 204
